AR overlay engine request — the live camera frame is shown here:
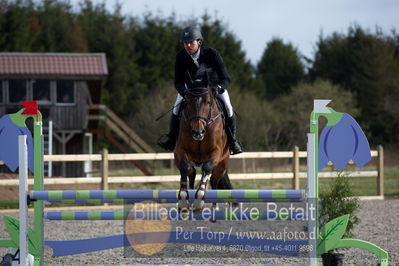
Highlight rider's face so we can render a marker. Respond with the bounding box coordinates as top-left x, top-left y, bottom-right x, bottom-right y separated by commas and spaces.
184, 40, 200, 55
